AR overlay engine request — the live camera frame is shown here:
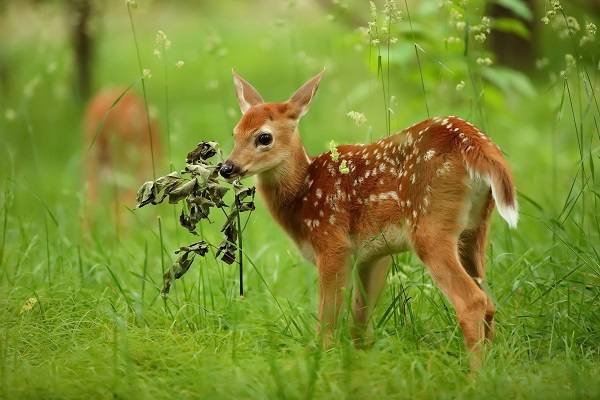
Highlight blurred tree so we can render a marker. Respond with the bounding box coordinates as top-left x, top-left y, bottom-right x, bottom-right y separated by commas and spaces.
69, 0, 95, 99
487, 0, 537, 71
574, 0, 600, 14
